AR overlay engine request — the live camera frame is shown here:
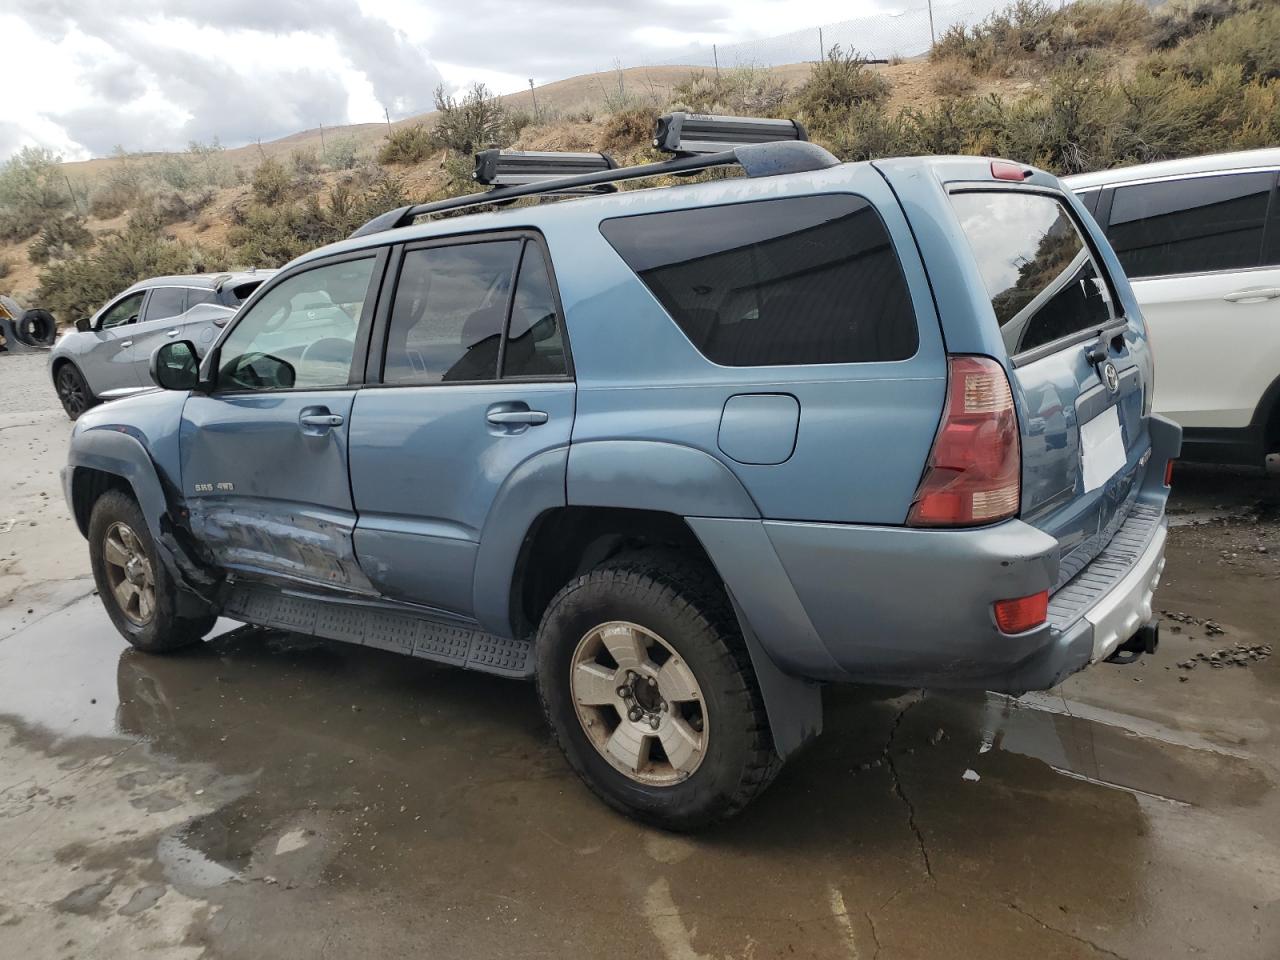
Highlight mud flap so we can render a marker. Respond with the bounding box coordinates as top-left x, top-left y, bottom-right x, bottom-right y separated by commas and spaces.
731, 597, 822, 759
